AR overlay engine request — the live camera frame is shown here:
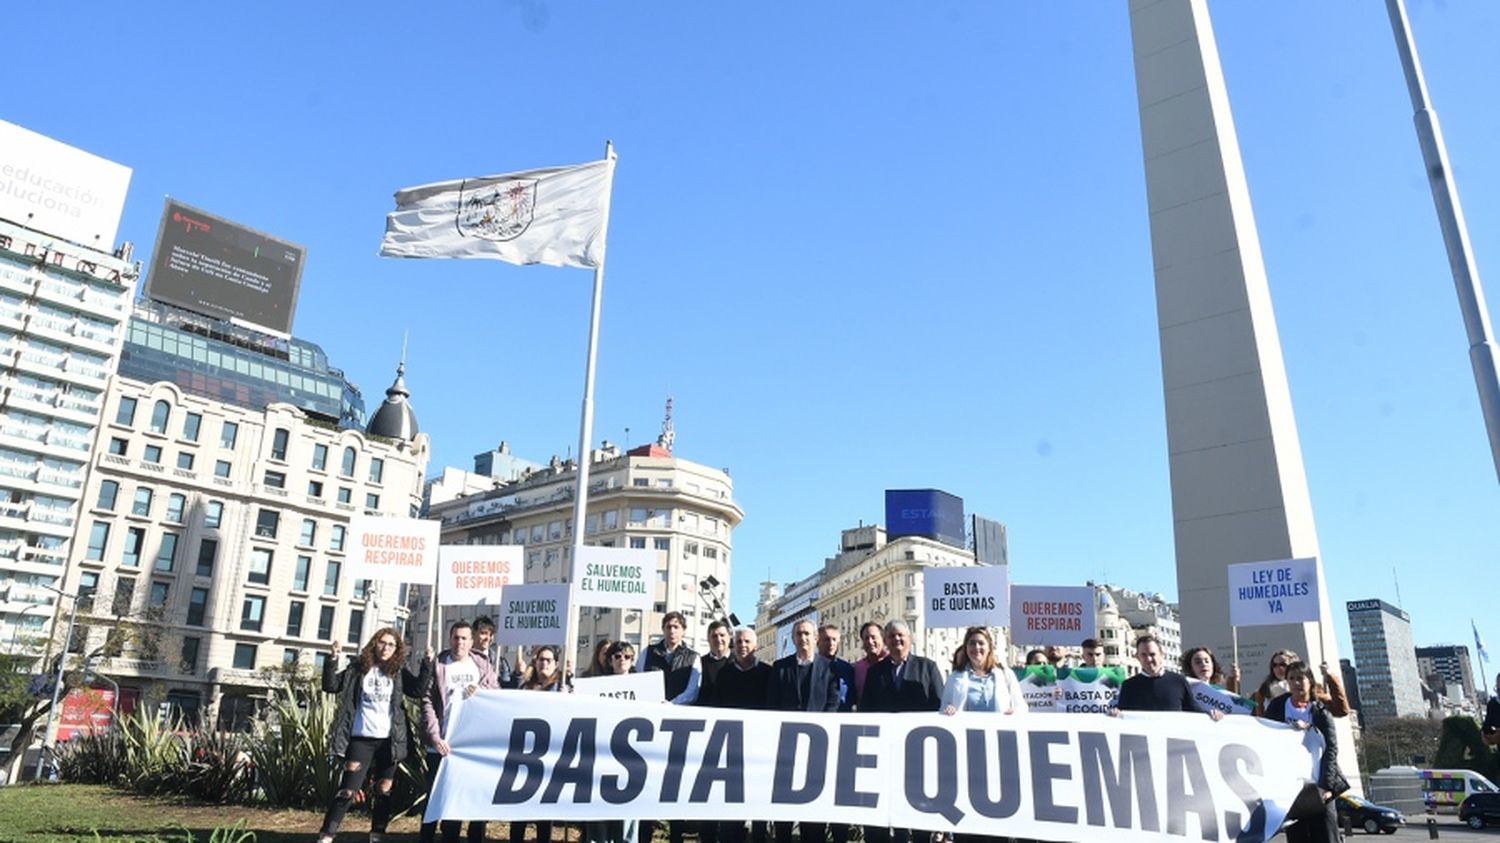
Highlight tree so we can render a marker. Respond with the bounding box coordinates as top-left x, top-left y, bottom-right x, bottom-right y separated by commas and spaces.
1357, 716, 1444, 773
1434, 715, 1500, 779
